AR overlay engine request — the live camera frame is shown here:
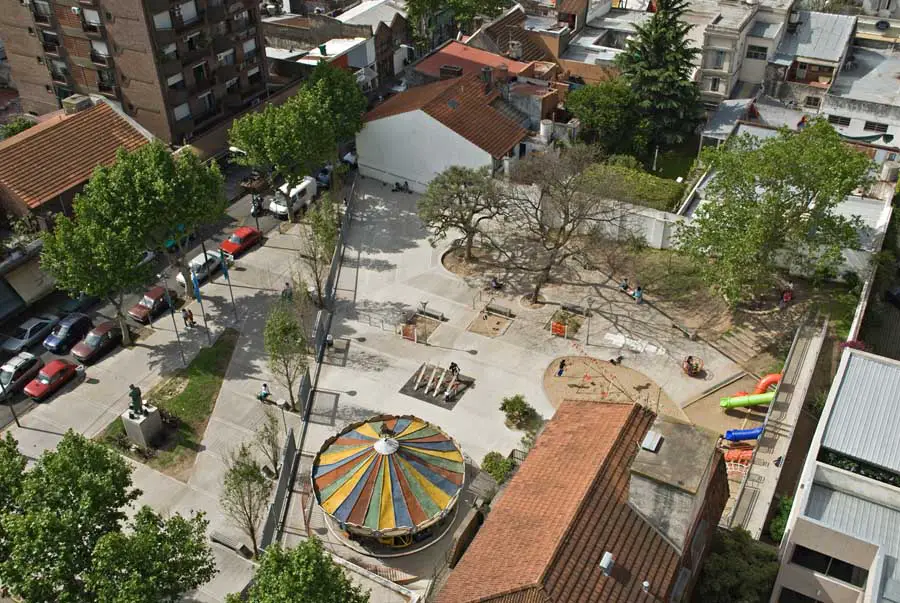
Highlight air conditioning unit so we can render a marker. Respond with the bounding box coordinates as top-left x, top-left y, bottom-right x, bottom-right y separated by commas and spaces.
71, 6, 81, 14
